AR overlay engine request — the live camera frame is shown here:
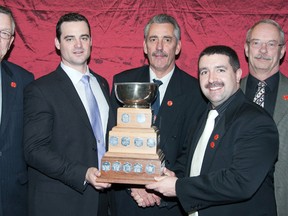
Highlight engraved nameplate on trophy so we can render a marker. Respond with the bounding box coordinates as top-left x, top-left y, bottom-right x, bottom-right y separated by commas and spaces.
98, 82, 165, 185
